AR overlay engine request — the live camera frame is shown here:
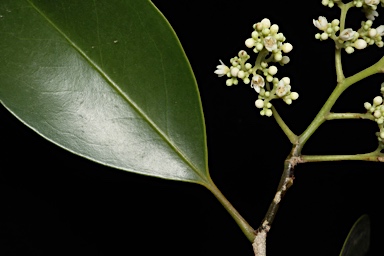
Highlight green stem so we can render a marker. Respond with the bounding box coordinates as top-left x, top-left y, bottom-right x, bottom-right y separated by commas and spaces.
298, 85, 345, 147
205, 180, 256, 242
299, 56, 384, 148
254, 49, 268, 72
335, 2, 354, 82
326, 112, 375, 121
338, 2, 354, 32
272, 106, 298, 144
335, 49, 344, 82
344, 56, 384, 88
301, 152, 384, 162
